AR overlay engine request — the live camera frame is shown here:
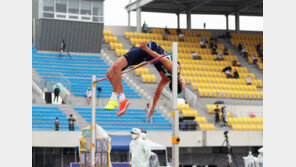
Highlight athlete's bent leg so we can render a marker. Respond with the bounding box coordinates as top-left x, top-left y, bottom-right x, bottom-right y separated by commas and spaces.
104, 57, 130, 115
